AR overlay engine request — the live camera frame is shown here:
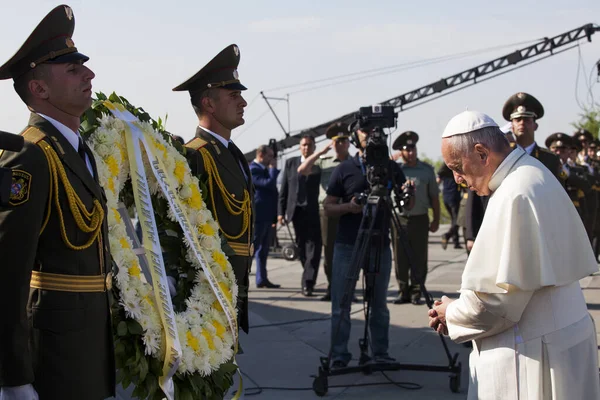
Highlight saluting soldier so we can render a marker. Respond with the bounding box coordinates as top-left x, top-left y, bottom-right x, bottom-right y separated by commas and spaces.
297, 122, 351, 301
0, 5, 115, 399
545, 133, 591, 226
172, 44, 253, 334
